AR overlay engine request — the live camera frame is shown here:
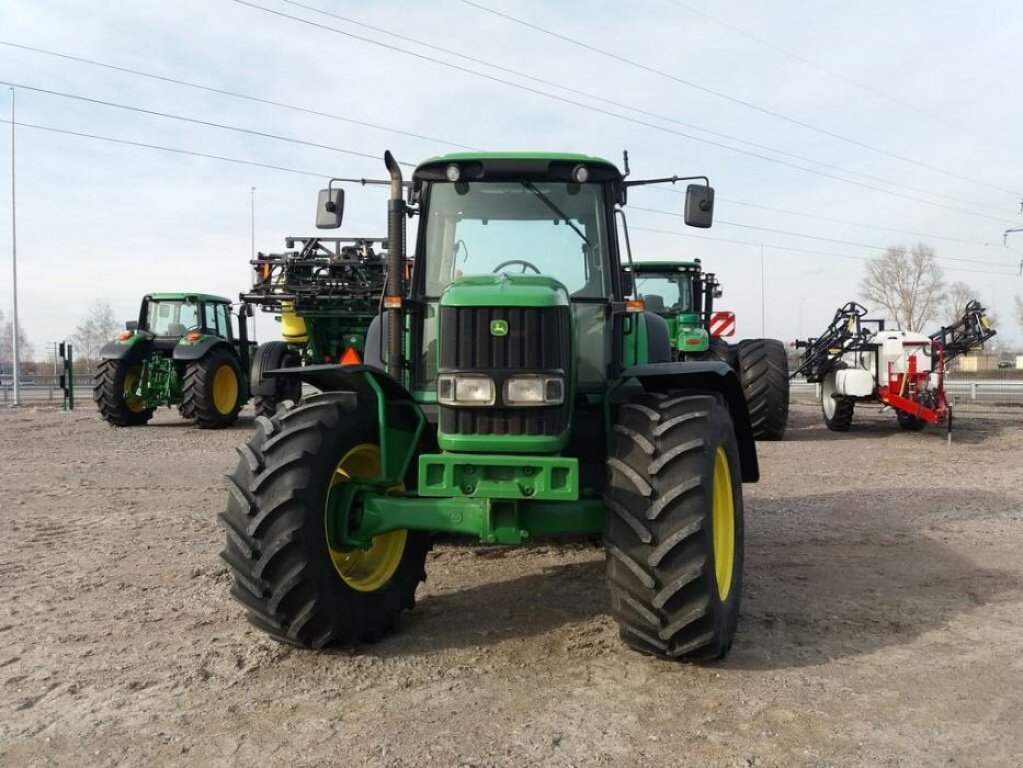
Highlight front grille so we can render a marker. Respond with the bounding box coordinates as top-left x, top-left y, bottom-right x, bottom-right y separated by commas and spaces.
438, 305, 571, 436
